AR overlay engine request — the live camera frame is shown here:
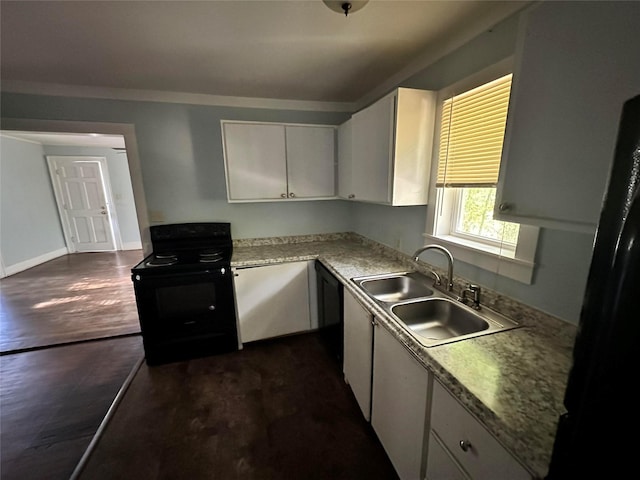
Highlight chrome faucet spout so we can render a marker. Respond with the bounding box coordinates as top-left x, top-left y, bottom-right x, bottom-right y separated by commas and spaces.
412, 244, 454, 291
